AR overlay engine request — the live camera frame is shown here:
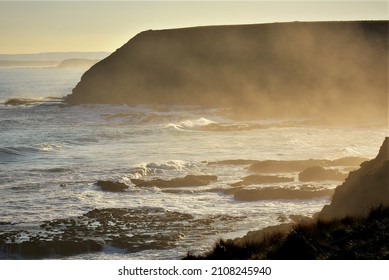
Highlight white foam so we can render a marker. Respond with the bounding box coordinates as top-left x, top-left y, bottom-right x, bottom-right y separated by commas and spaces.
165, 117, 216, 130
